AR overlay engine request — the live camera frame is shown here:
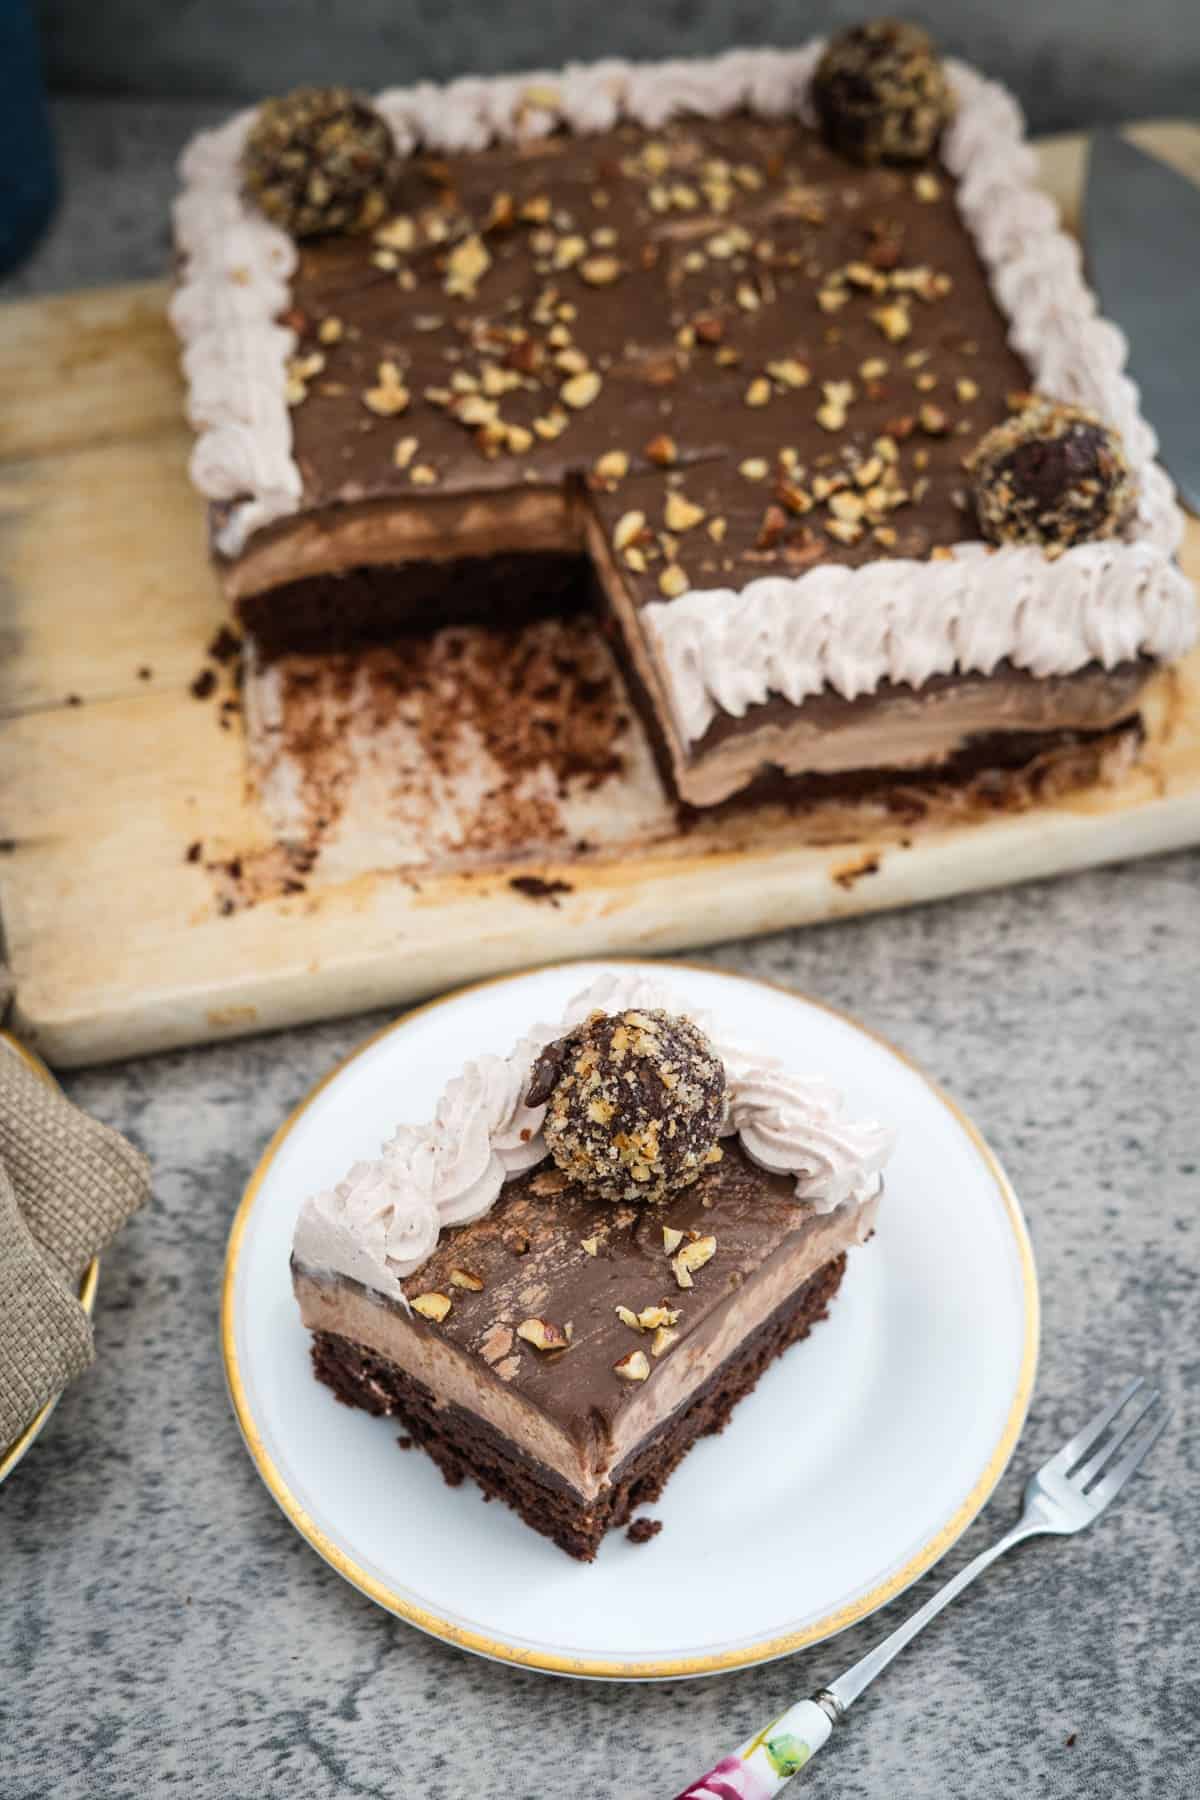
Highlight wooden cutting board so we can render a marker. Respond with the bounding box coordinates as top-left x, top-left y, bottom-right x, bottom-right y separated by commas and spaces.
2, 122, 1198, 1067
